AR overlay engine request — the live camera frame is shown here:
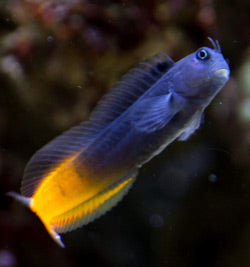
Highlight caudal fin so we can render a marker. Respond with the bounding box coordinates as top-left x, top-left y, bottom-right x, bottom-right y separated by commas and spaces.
7, 191, 31, 207
7, 191, 65, 247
